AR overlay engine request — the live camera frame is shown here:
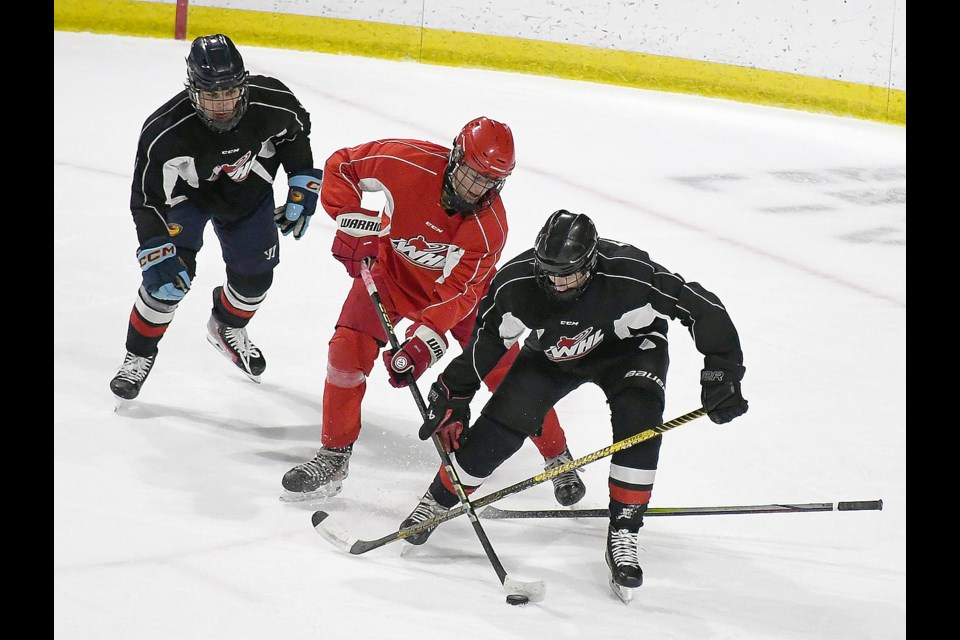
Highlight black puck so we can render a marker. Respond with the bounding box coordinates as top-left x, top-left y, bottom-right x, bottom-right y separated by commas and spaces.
505, 594, 529, 606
